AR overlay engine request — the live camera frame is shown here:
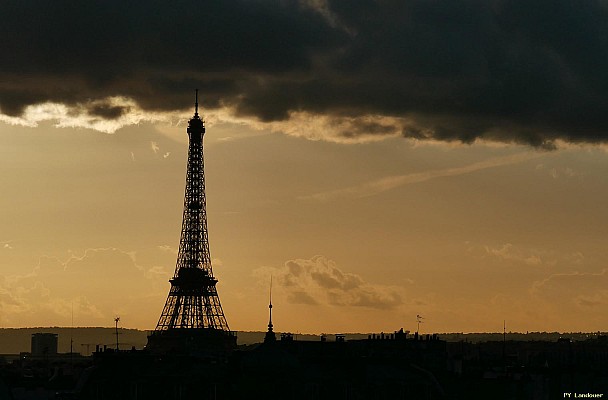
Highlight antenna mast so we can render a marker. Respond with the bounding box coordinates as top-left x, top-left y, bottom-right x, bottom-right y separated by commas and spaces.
194, 89, 199, 117
416, 314, 424, 336
114, 317, 120, 351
